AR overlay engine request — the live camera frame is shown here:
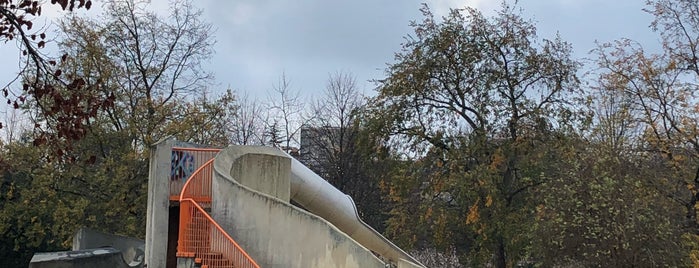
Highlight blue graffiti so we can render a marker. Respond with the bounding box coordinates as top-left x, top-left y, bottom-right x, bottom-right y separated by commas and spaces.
171, 151, 195, 181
